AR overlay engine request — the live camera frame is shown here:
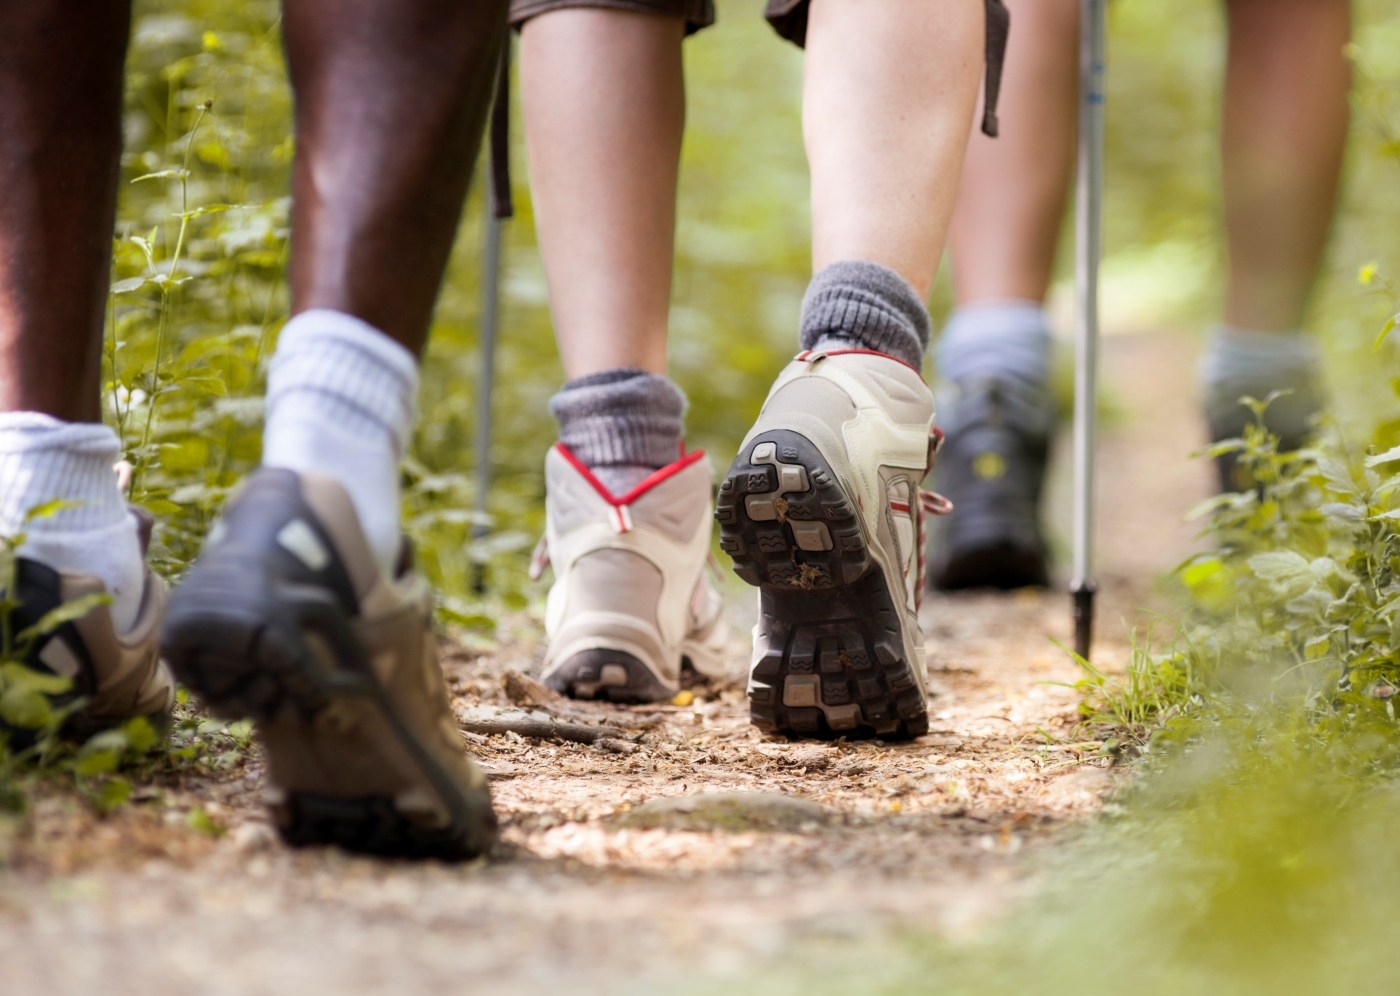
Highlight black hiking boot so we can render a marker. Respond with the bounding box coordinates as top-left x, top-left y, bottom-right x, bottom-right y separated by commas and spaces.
926, 376, 1053, 591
